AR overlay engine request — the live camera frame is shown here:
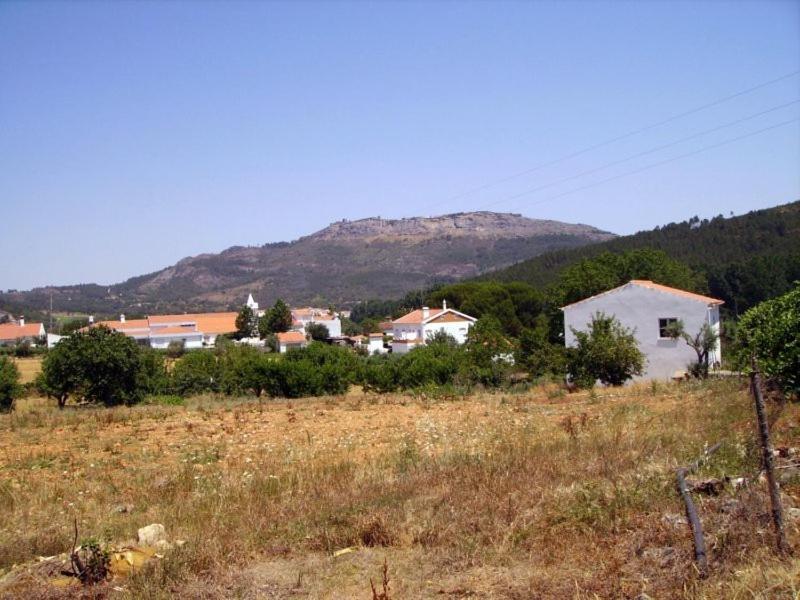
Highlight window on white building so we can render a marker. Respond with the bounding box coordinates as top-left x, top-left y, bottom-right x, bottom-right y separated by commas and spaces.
658, 318, 679, 338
